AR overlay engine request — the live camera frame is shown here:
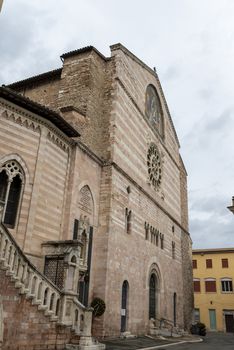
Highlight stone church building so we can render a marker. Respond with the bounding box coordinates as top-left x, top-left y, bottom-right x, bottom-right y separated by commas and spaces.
0, 44, 193, 349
